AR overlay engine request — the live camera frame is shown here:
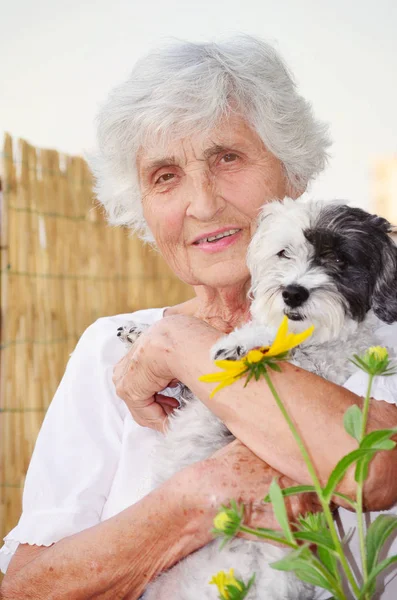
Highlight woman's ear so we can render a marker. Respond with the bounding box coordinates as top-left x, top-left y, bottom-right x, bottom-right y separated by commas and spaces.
285, 178, 306, 200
